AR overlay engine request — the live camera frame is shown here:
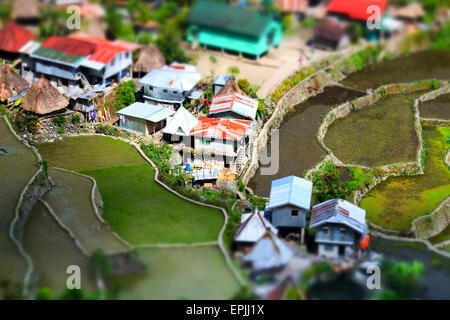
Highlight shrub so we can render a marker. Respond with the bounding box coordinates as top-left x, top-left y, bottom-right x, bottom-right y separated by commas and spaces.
70, 114, 81, 124
301, 17, 317, 29
209, 55, 217, 64
57, 126, 65, 134
36, 287, 52, 300
430, 79, 441, 90
114, 80, 136, 111
227, 66, 240, 76
52, 115, 66, 127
